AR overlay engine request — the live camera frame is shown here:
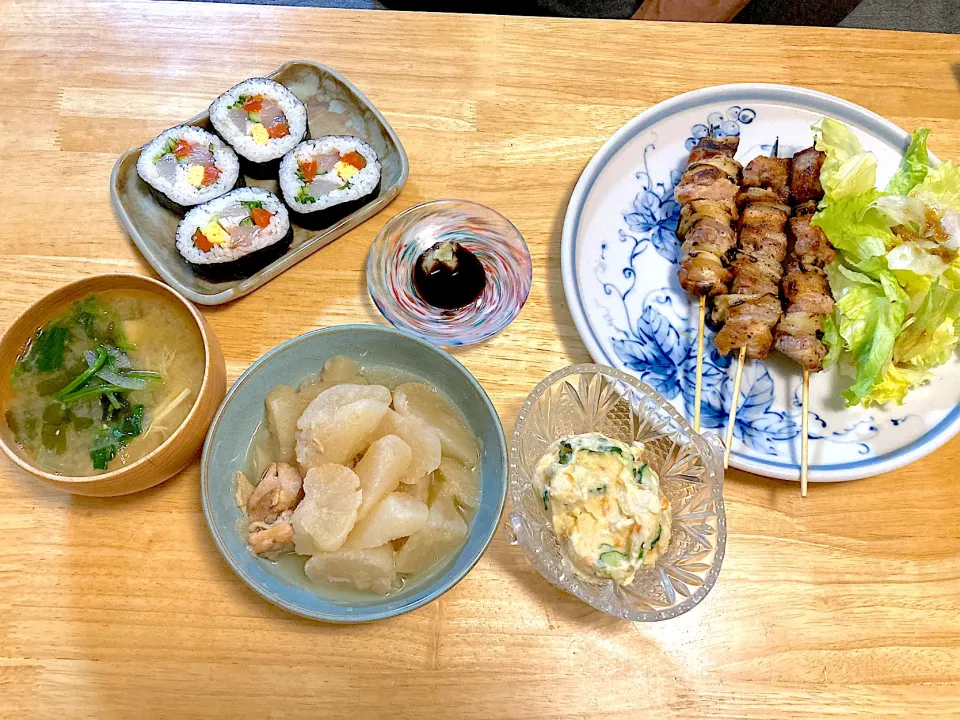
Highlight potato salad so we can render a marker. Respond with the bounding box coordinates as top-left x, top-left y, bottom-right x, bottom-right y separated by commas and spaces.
533, 433, 671, 586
